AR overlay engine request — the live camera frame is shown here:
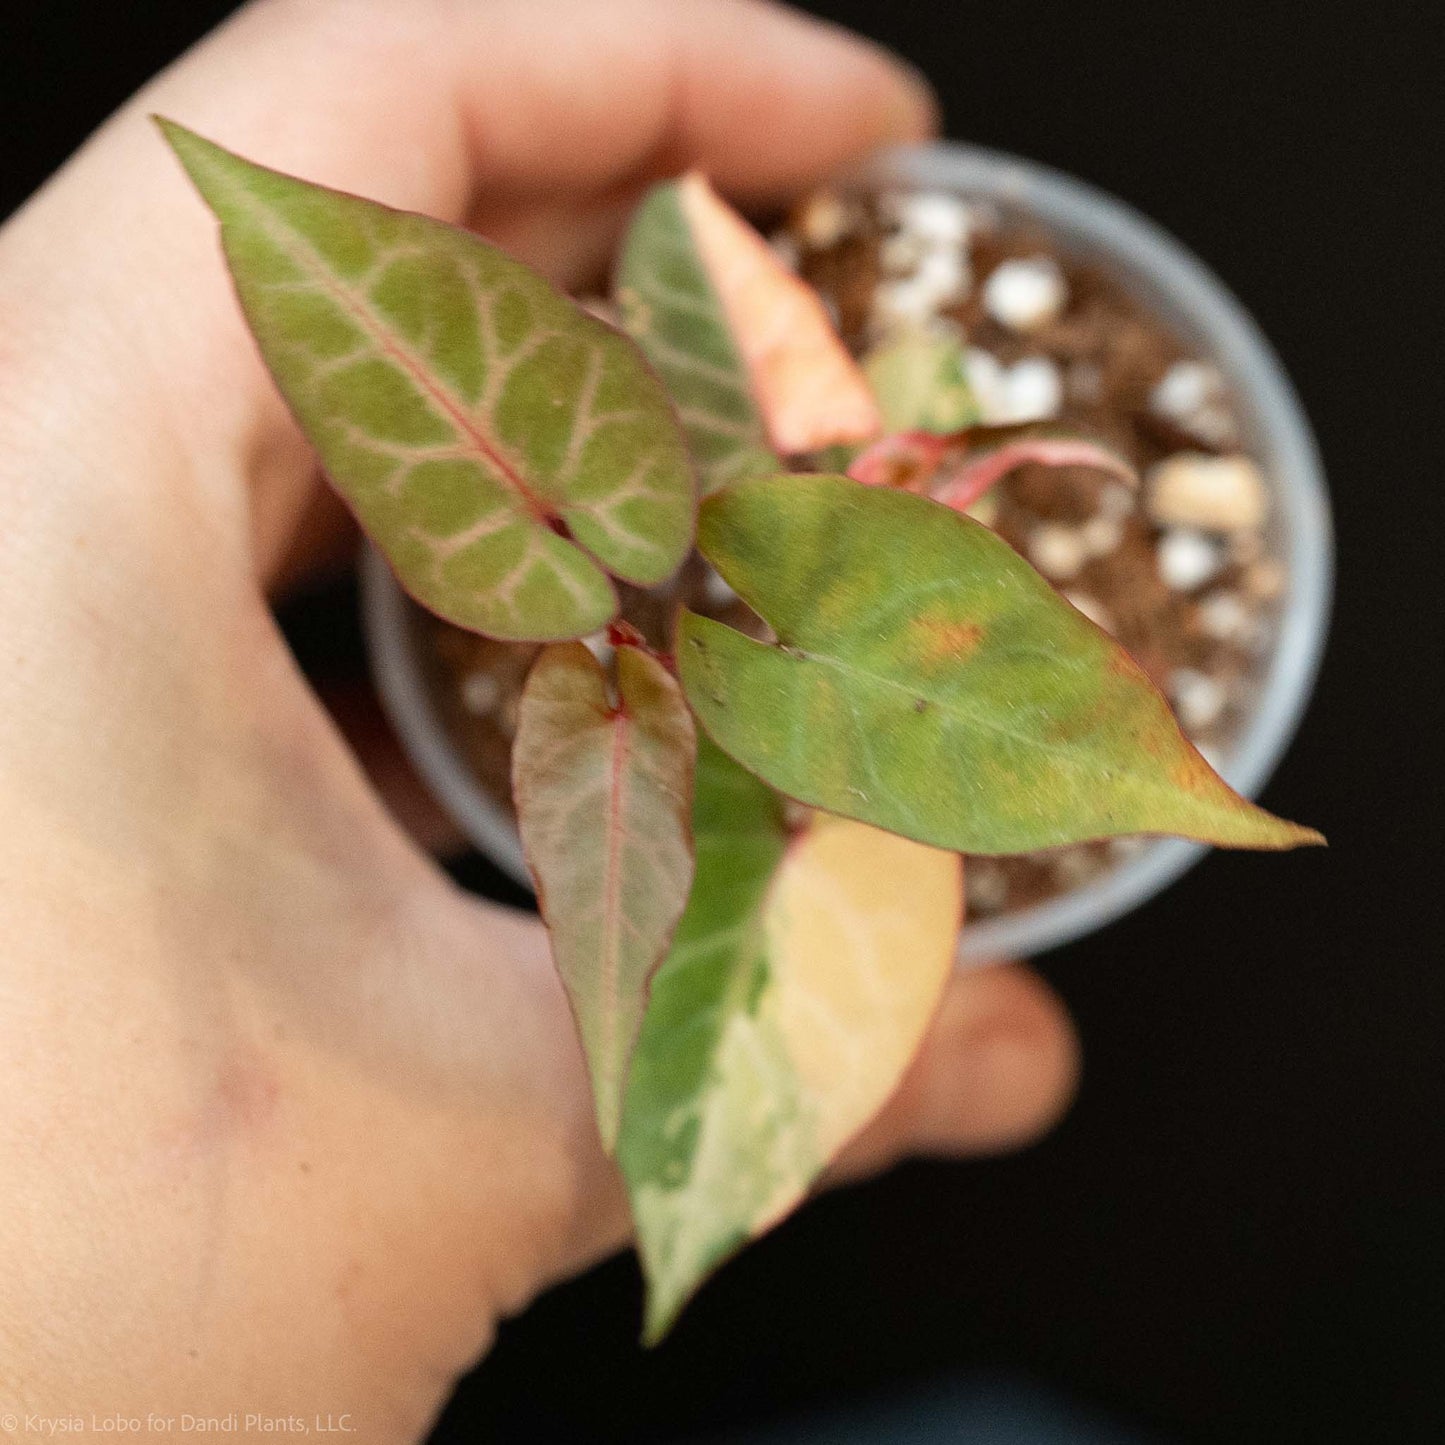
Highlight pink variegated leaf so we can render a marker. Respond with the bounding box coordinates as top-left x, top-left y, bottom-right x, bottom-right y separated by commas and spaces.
673, 174, 880, 458
514, 640, 697, 1150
